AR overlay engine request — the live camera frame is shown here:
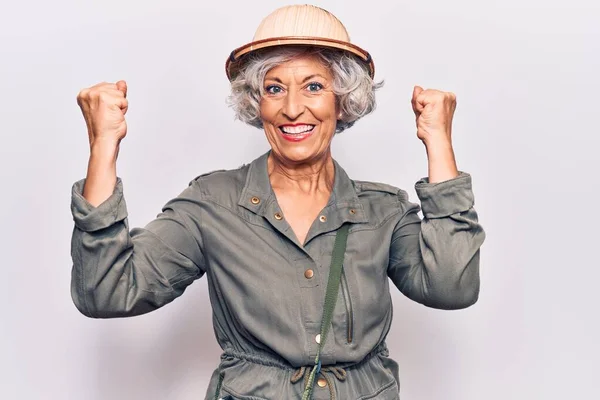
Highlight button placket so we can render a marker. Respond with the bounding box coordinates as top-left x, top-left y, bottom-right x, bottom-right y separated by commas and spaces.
297, 261, 319, 288
260, 198, 301, 246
